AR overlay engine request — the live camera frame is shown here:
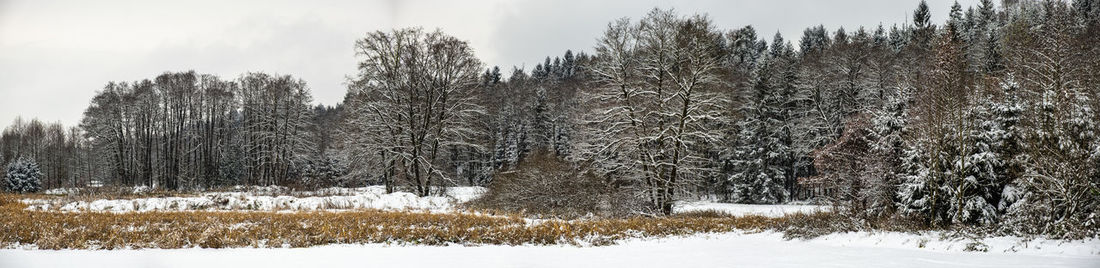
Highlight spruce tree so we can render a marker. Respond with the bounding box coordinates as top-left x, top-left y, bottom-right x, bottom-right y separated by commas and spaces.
949, 95, 999, 224
729, 53, 789, 204
869, 87, 911, 215
993, 76, 1026, 213
914, 0, 932, 29
4, 158, 43, 193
